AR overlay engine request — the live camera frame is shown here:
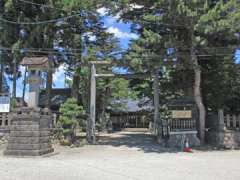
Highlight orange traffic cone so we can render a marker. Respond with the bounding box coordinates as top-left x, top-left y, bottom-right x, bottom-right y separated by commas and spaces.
183, 138, 193, 153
